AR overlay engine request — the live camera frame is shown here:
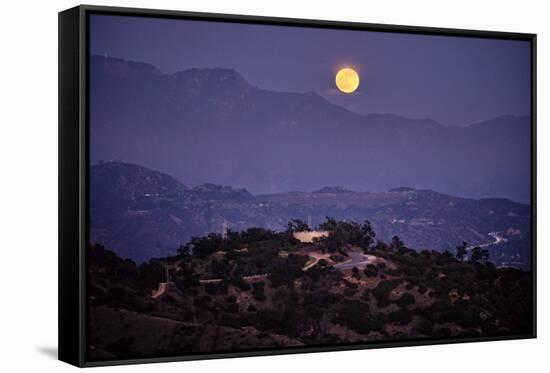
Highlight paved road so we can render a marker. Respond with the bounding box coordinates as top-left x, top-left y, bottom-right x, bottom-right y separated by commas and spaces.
466, 232, 506, 251
333, 252, 369, 270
